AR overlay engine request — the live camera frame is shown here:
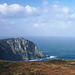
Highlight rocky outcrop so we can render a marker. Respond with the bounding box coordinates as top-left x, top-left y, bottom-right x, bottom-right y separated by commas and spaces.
0, 38, 44, 61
